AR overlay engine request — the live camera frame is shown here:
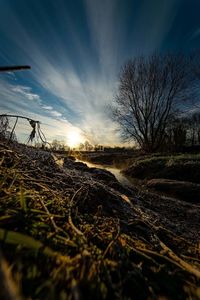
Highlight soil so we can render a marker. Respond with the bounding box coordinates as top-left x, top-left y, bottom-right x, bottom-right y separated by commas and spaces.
0, 142, 200, 300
